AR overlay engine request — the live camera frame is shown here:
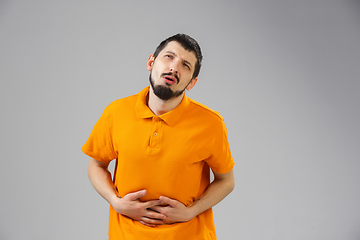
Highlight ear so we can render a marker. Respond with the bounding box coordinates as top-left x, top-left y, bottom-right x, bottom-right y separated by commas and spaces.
147, 54, 154, 71
186, 77, 198, 91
